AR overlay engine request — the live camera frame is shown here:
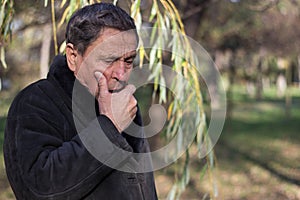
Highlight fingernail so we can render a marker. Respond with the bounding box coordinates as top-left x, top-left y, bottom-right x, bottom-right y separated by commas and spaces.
94, 71, 103, 81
